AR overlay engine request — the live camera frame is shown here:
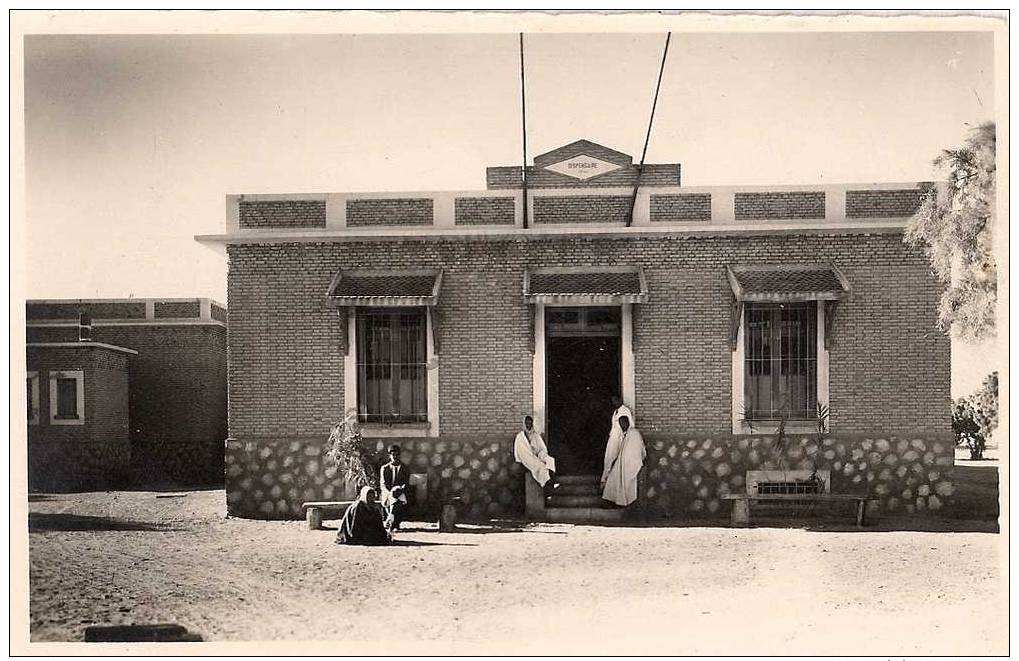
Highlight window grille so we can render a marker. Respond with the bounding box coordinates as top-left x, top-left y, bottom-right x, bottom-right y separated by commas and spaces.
356, 307, 428, 423
744, 302, 817, 420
